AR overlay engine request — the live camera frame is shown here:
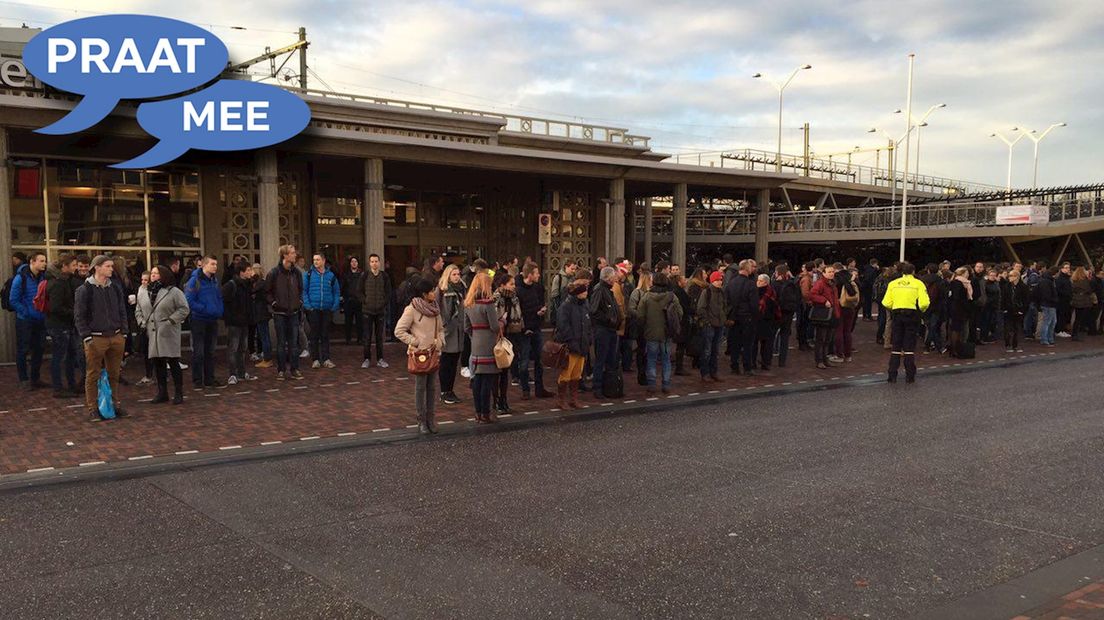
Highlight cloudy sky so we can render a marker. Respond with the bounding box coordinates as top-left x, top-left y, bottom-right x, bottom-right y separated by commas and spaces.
3, 0, 1100, 188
